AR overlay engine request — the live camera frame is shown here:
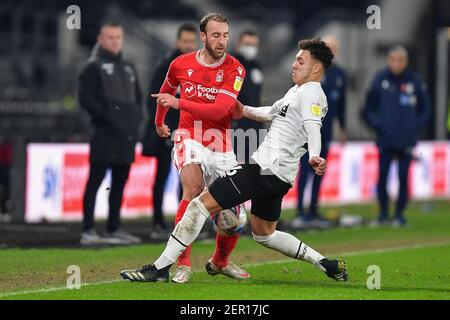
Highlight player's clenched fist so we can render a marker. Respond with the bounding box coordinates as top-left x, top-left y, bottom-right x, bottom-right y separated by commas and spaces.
309, 156, 327, 176
156, 124, 171, 138
151, 93, 179, 109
